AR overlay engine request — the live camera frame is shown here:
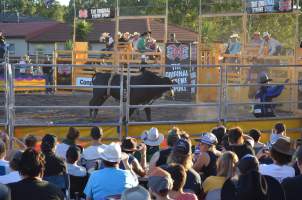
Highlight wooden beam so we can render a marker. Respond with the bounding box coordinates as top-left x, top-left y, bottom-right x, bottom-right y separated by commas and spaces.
118, 15, 166, 20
